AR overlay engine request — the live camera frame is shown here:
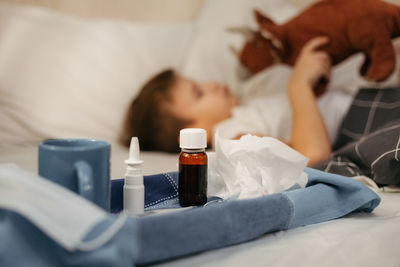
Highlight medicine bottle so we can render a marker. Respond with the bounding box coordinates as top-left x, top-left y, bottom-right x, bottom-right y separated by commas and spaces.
179, 128, 208, 207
